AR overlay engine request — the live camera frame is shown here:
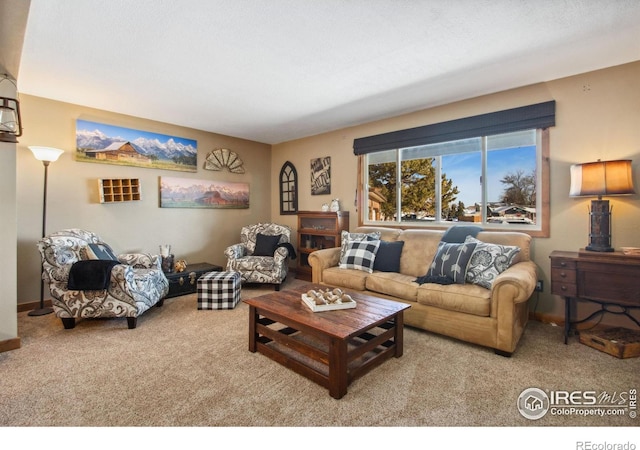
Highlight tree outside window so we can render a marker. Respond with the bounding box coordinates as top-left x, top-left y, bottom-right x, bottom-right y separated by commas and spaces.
364, 129, 546, 233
